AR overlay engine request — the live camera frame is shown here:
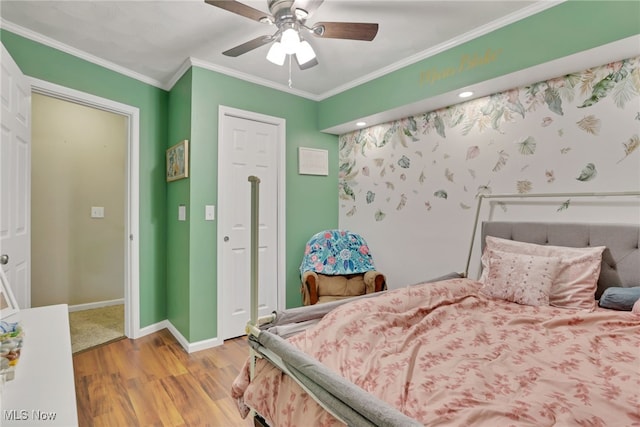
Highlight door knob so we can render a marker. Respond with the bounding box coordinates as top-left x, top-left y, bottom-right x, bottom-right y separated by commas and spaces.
0, 254, 8, 265
224, 236, 229, 242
